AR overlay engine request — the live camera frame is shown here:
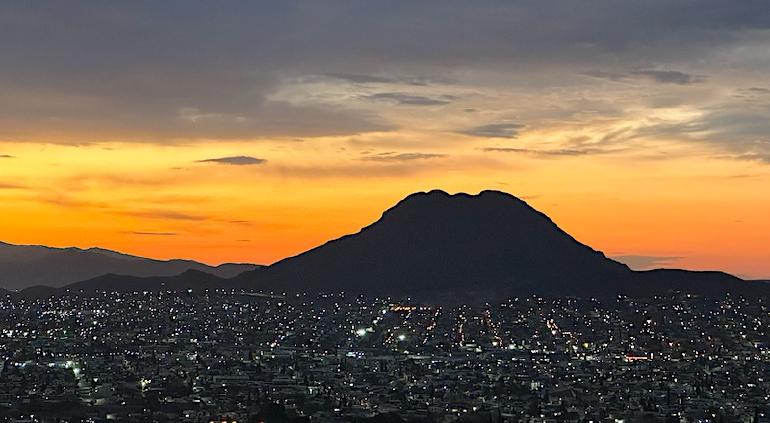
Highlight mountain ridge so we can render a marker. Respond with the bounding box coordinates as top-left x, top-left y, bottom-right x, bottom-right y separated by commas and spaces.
9, 190, 770, 300
0, 241, 259, 290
